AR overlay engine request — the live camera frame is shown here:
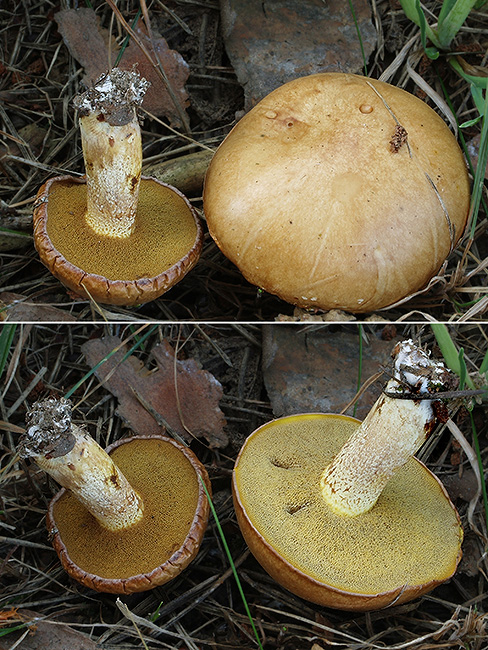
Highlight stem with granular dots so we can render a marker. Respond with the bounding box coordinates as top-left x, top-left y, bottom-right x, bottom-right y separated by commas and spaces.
20, 397, 143, 532
320, 339, 452, 517
73, 68, 150, 239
